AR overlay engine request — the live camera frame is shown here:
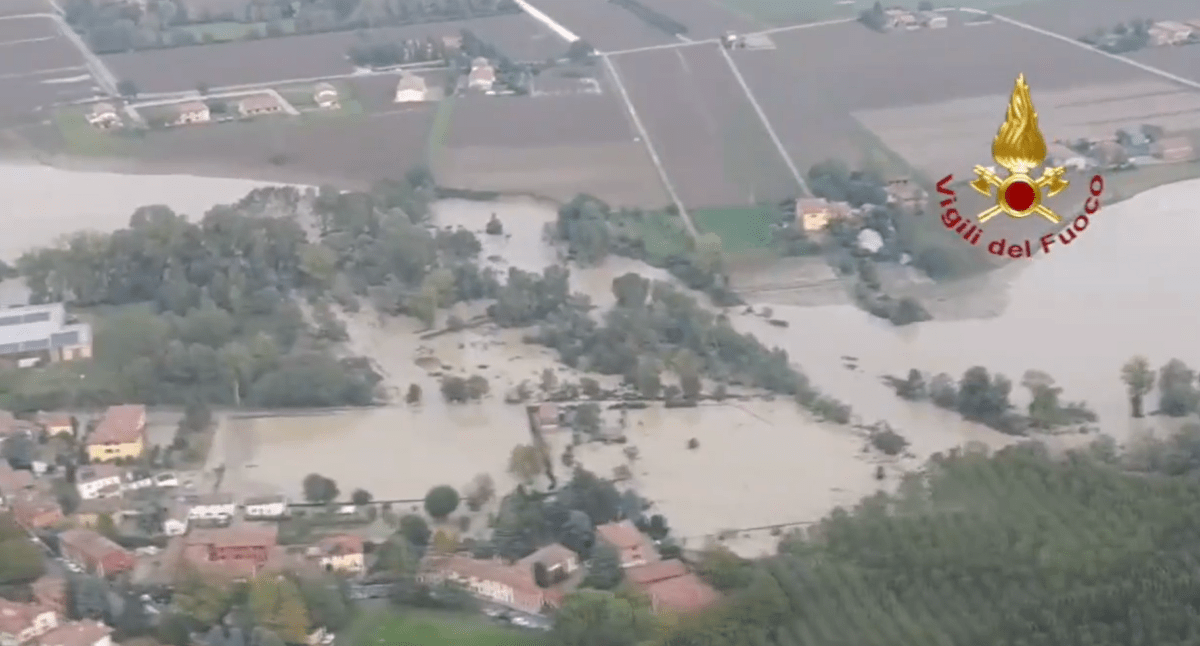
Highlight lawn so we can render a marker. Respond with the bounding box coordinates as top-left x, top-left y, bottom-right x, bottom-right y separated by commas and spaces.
52, 108, 132, 157
343, 609, 541, 646
612, 210, 691, 262
691, 205, 779, 255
